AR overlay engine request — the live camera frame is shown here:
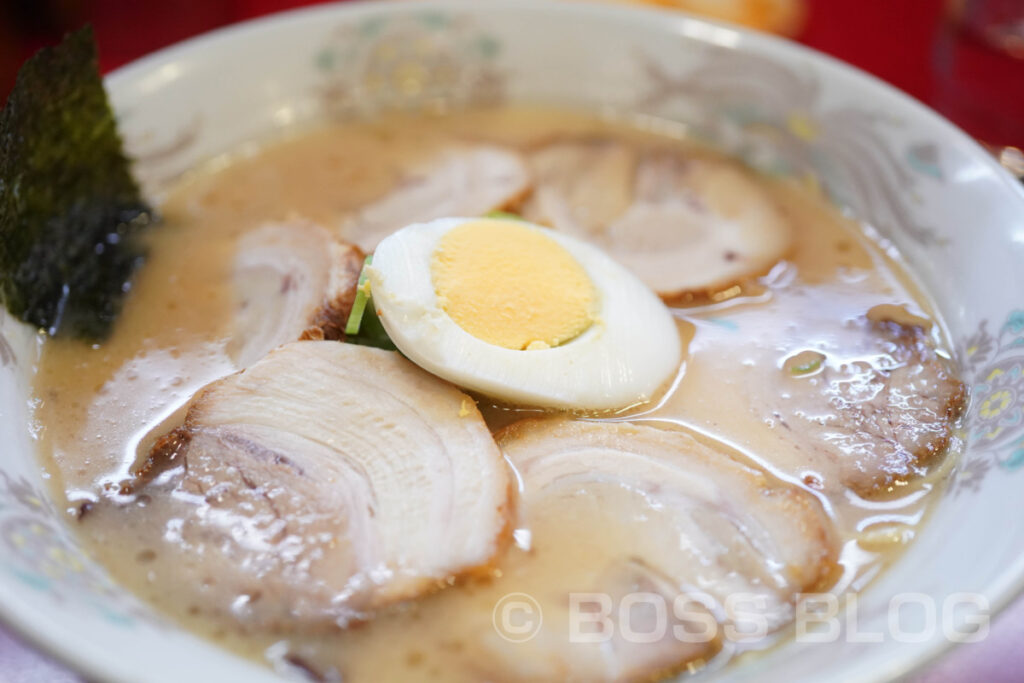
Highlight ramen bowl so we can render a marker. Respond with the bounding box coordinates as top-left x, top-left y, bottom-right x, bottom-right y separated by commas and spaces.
1, 1, 1023, 681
